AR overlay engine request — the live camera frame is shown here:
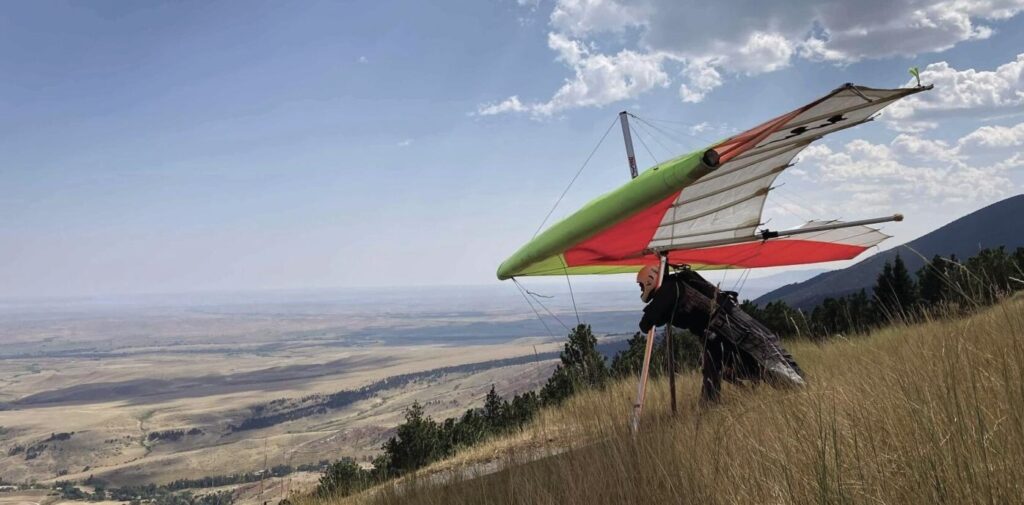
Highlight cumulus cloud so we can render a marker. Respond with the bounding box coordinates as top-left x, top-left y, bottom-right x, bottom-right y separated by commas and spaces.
957, 122, 1024, 149
678, 59, 722, 103
885, 54, 1024, 129
549, 0, 646, 36
476, 95, 529, 116
478, 33, 670, 117
798, 0, 998, 62
795, 127, 1017, 208
479, 0, 1024, 114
